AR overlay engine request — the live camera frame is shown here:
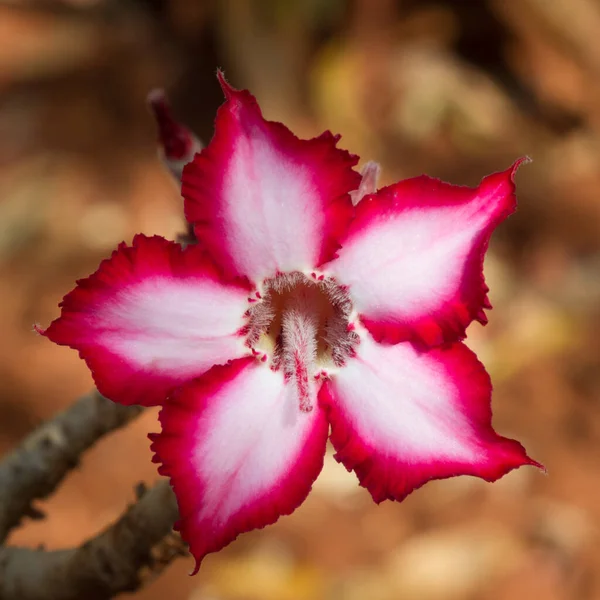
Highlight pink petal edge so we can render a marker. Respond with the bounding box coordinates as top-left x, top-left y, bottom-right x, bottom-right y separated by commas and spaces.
320, 332, 542, 503
151, 357, 329, 571
326, 159, 530, 347
182, 71, 361, 283
39, 234, 252, 406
